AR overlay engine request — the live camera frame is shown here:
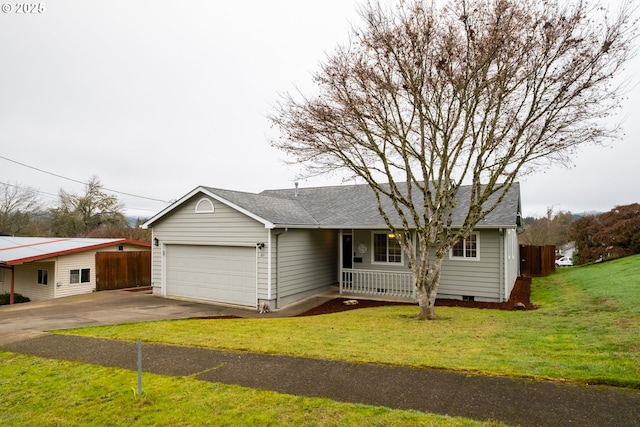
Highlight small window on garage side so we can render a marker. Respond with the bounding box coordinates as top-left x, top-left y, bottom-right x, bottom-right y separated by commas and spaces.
70, 268, 91, 284
37, 269, 48, 285
195, 198, 215, 213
